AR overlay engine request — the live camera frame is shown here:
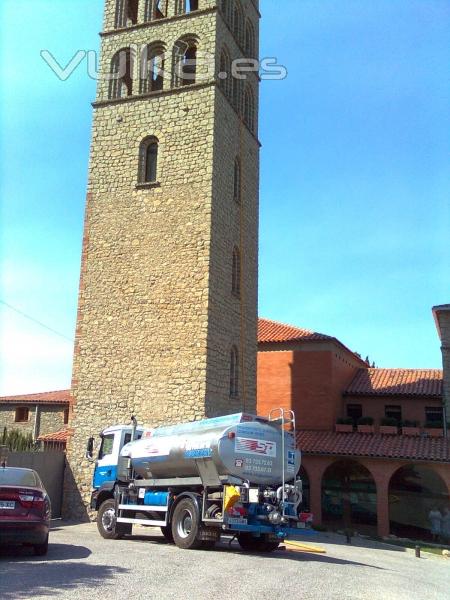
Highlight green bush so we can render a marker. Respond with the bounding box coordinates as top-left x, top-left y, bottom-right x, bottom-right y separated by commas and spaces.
381, 417, 398, 427
1, 427, 35, 451
336, 417, 353, 425
357, 416, 374, 426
